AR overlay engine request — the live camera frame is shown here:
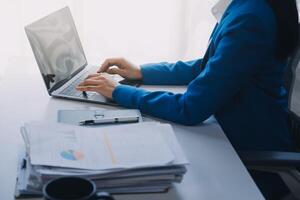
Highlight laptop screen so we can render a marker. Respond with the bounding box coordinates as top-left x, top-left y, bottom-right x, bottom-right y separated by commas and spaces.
25, 7, 87, 93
